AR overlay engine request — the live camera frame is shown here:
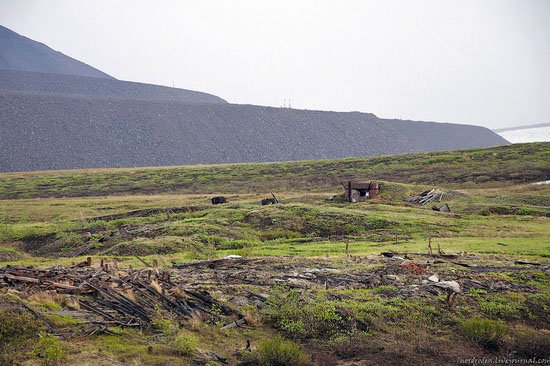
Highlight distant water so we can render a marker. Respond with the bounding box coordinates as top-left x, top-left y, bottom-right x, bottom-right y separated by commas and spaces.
498, 126, 550, 143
